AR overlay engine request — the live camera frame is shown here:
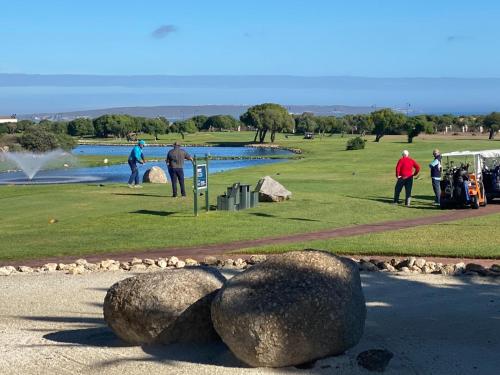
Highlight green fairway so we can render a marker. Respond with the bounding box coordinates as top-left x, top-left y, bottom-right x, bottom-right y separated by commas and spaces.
1, 132, 499, 261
